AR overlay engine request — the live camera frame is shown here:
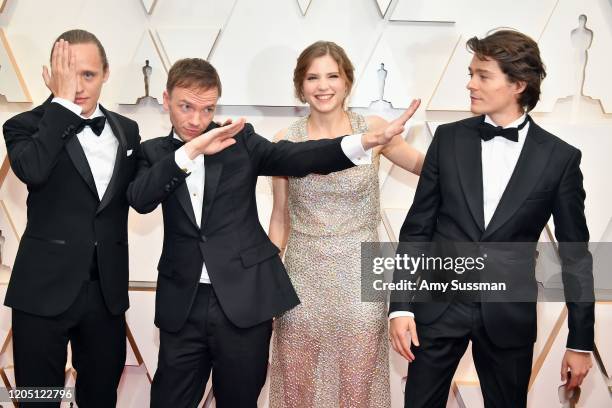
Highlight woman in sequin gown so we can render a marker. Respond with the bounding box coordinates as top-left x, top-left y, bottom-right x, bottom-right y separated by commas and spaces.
268, 41, 424, 407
